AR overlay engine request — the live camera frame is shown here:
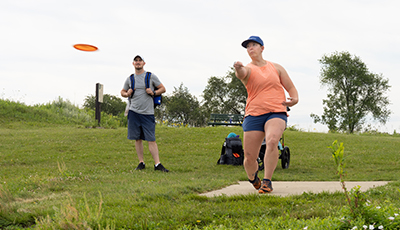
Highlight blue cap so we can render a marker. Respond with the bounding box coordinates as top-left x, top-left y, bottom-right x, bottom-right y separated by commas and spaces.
241, 36, 264, 48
